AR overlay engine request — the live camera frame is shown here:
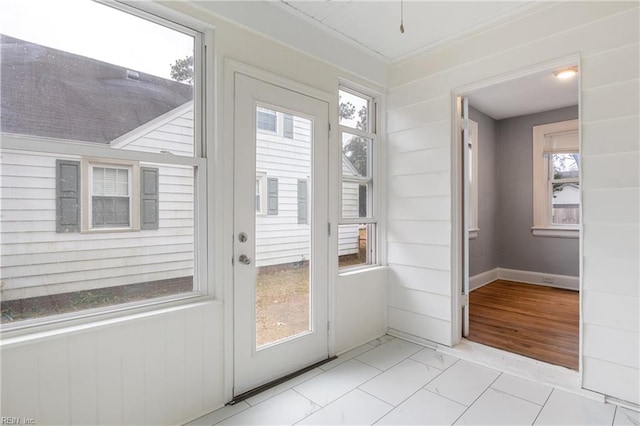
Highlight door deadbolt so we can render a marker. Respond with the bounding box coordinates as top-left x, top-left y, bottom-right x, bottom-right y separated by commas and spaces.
238, 232, 247, 243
